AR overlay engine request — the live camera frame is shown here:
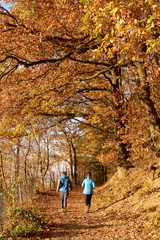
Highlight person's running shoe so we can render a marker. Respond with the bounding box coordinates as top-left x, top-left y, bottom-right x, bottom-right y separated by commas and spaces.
86, 206, 89, 213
